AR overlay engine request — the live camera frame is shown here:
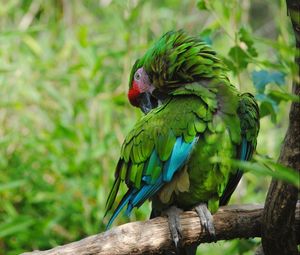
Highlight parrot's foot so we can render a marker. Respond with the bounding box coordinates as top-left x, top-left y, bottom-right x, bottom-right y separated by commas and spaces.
194, 203, 216, 238
164, 206, 184, 248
